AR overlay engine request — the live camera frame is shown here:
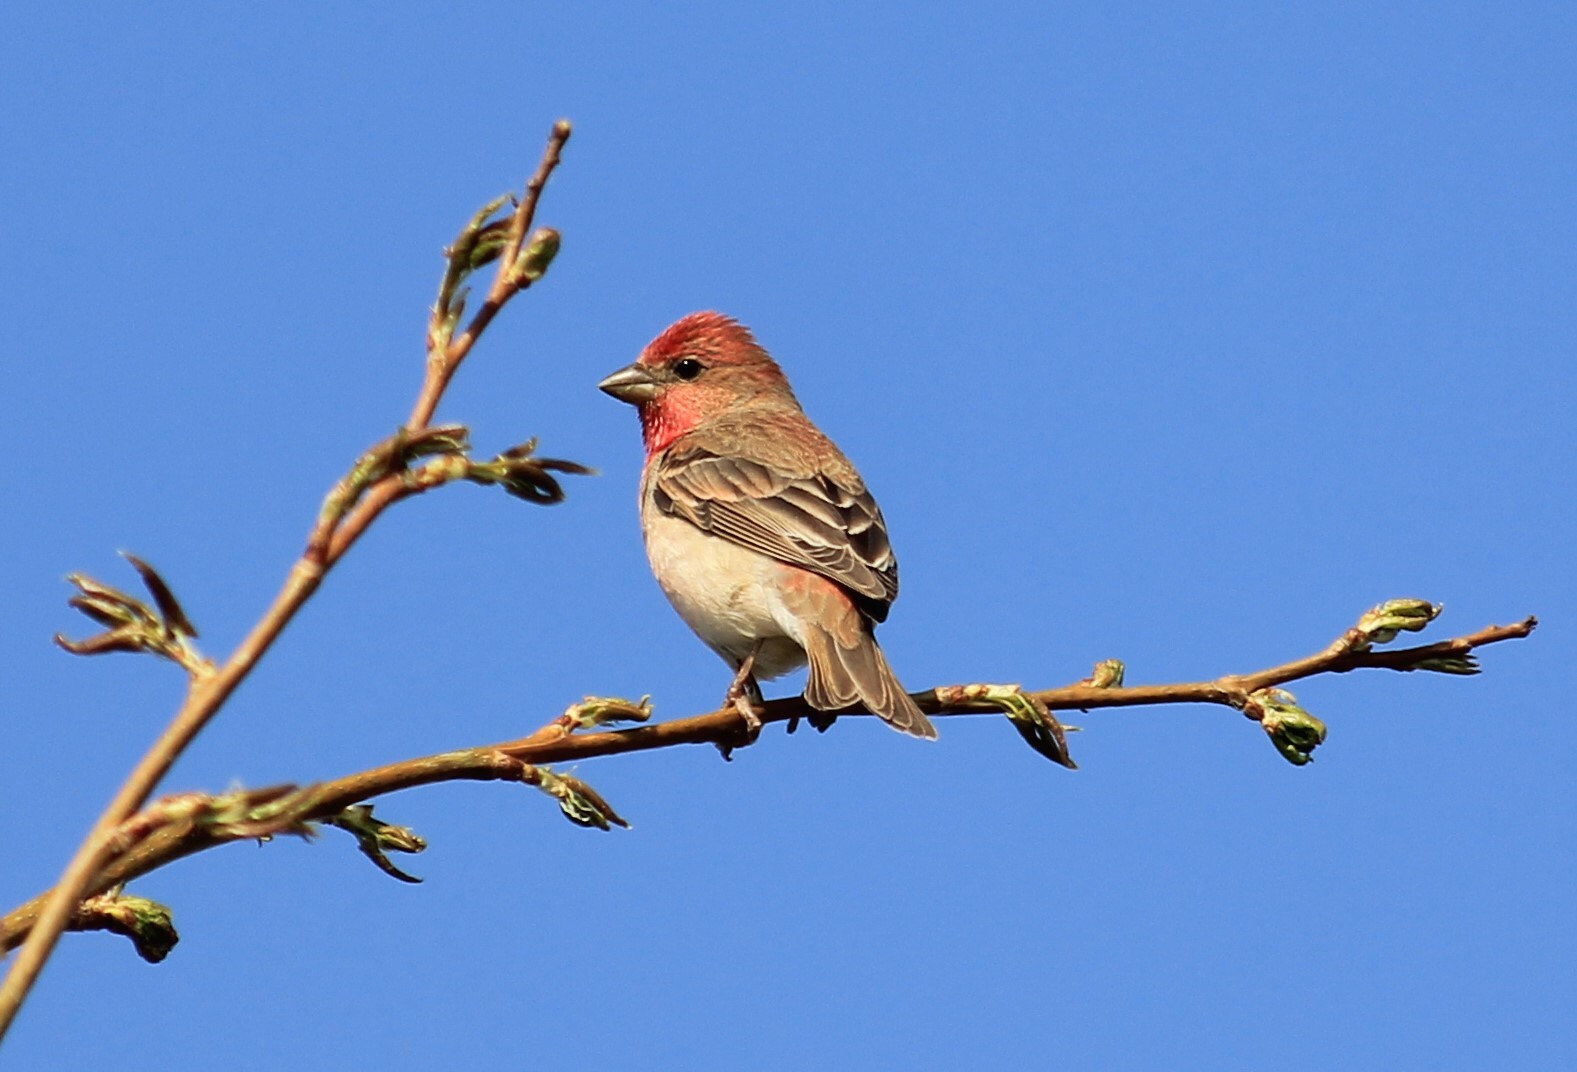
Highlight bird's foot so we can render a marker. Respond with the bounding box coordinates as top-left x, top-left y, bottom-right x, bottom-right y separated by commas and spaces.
716, 645, 764, 761
716, 699, 762, 761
